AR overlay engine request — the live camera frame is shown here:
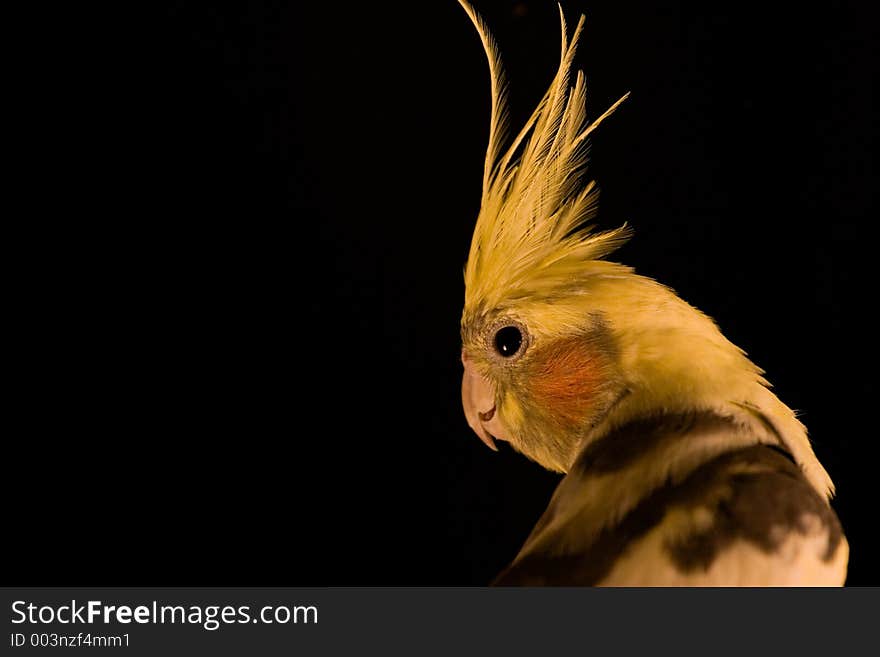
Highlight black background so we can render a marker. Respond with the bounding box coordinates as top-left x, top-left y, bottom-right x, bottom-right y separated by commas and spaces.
9, 1, 876, 585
